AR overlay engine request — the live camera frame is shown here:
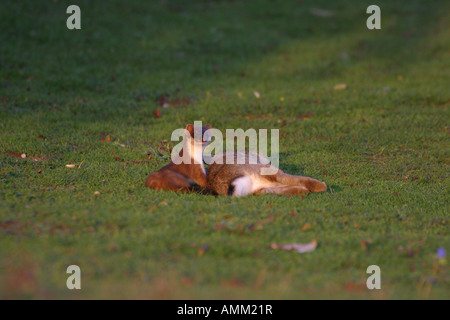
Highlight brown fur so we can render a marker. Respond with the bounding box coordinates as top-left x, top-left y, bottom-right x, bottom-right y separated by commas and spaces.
145, 124, 210, 193
206, 151, 327, 196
